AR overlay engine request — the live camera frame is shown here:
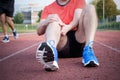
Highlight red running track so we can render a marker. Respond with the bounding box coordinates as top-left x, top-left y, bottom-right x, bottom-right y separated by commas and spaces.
0, 31, 120, 80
